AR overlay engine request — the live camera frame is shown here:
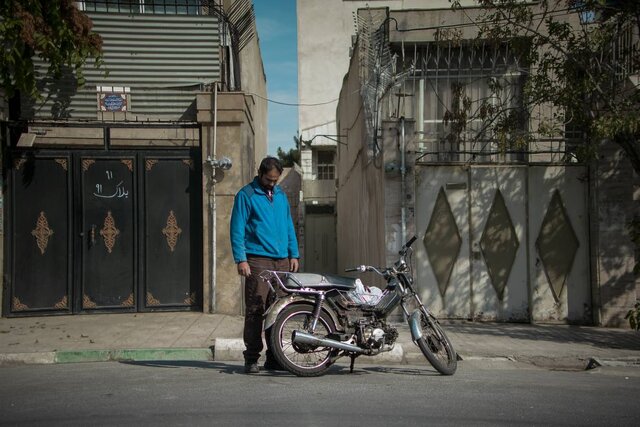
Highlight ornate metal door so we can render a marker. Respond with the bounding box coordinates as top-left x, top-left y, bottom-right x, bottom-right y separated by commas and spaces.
7, 154, 72, 314
141, 155, 201, 310
79, 156, 136, 311
5, 150, 201, 316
